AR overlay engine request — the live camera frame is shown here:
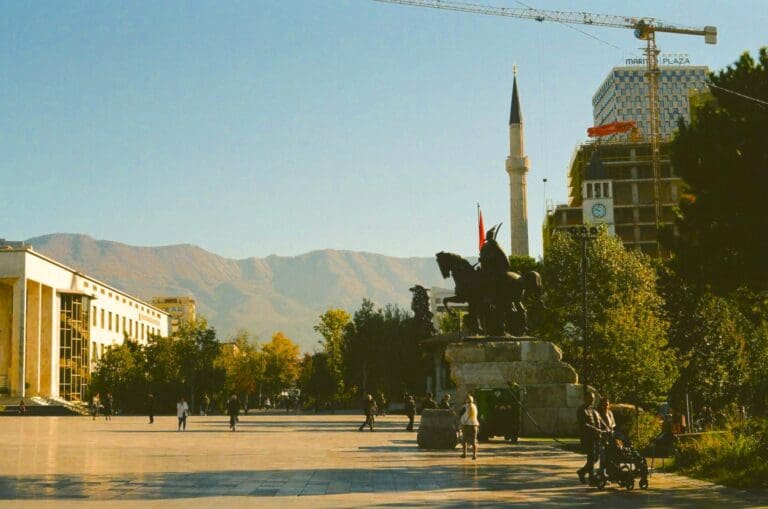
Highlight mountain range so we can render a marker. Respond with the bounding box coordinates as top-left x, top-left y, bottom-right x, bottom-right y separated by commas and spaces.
26, 234, 448, 351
